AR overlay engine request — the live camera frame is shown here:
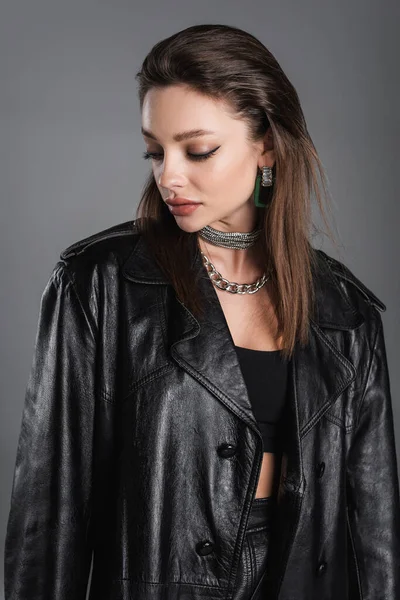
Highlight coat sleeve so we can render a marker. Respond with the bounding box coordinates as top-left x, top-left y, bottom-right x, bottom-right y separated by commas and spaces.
4, 262, 97, 600
346, 312, 400, 600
